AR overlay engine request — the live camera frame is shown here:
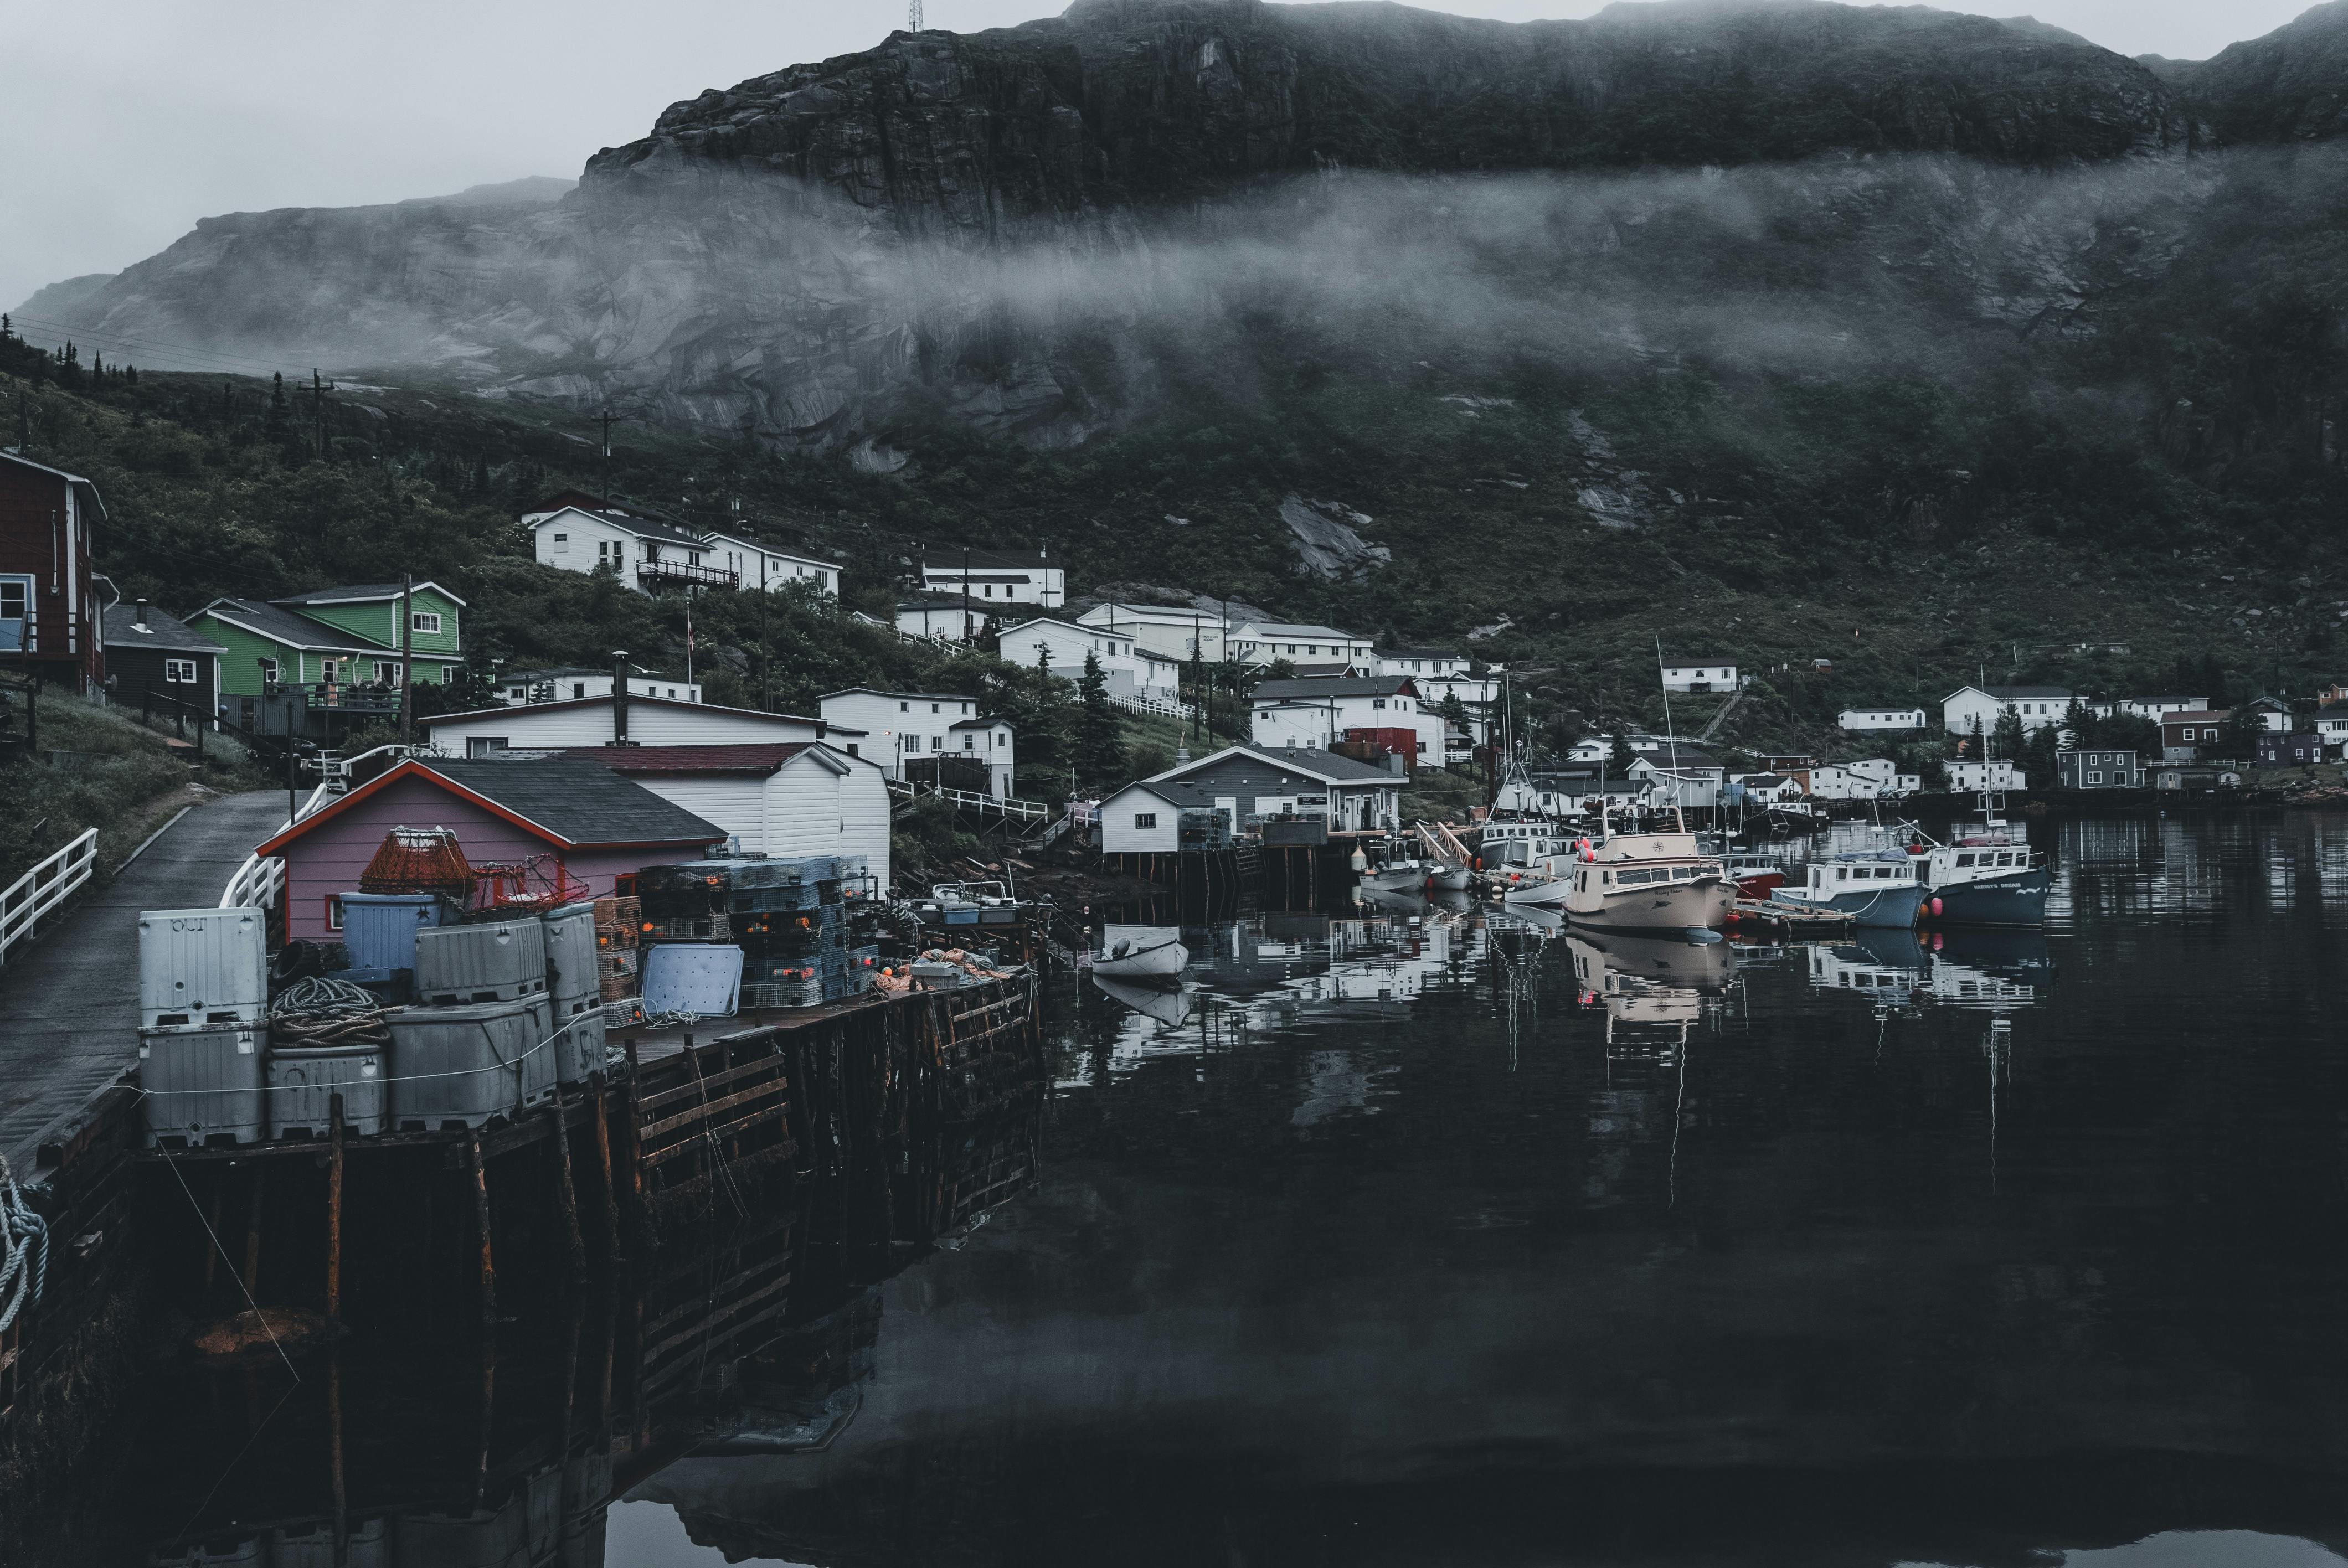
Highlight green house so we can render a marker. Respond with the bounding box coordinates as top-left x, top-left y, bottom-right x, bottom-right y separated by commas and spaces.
190, 582, 465, 698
